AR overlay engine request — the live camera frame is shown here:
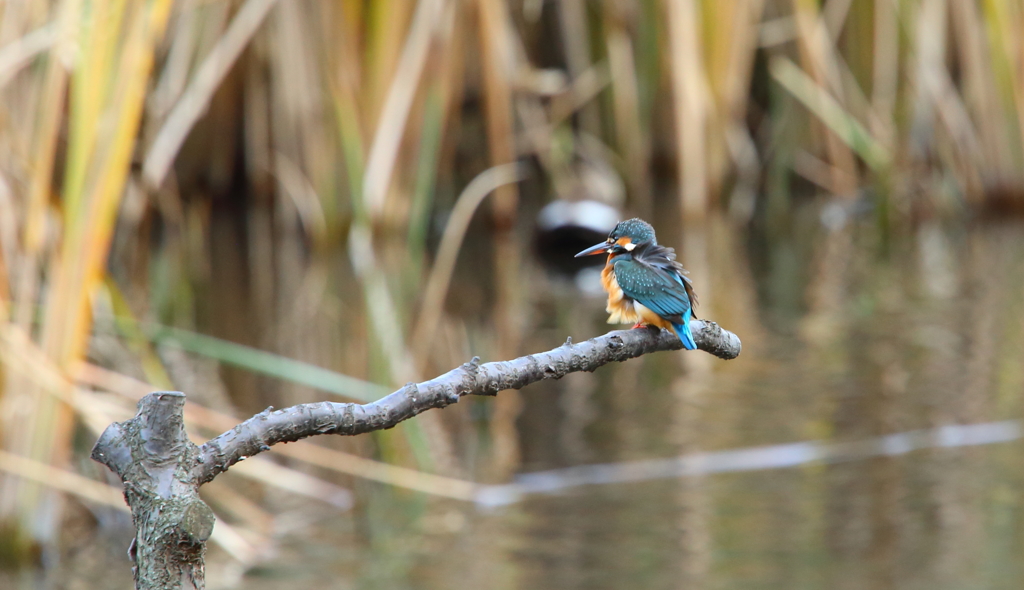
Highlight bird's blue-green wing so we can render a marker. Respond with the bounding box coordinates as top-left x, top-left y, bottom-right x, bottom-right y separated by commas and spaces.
612, 259, 693, 323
